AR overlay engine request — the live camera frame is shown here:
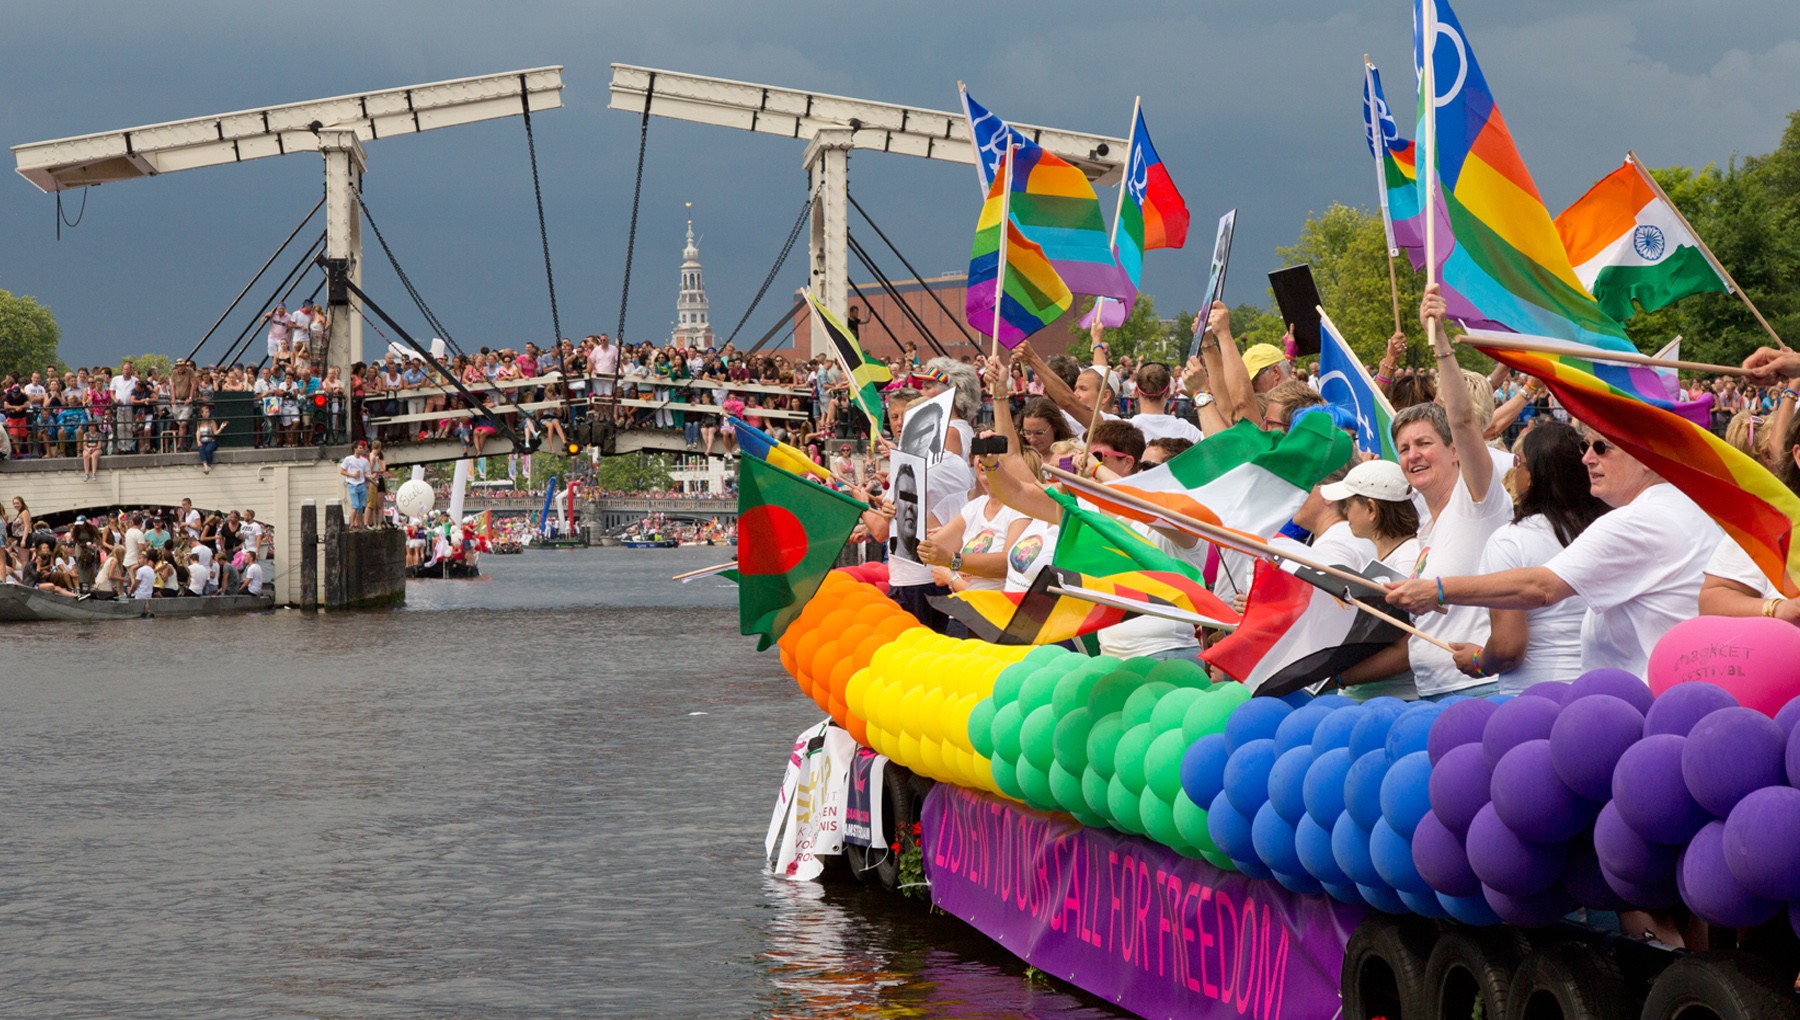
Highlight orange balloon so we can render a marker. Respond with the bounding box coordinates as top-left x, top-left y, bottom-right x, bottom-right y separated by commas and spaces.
828, 656, 858, 704
846, 716, 869, 747
827, 696, 849, 726
809, 639, 843, 686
